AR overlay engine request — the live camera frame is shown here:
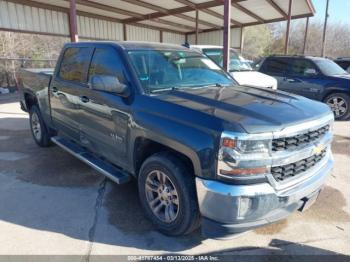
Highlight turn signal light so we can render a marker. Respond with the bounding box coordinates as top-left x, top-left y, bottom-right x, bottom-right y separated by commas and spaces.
220, 167, 268, 176
222, 137, 236, 148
